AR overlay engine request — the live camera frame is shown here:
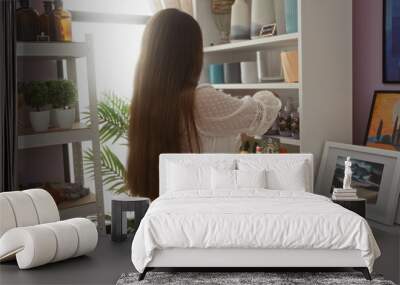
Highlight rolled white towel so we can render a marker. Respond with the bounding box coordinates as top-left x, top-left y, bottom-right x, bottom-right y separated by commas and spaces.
0, 218, 98, 269
24, 189, 60, 224
0, 196, 17, 237
0, 191, 39, 228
